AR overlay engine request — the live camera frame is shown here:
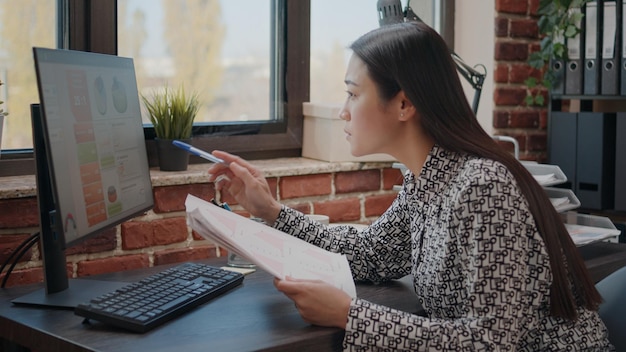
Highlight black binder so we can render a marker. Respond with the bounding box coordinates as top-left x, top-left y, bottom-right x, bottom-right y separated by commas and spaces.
601, 0, 619, 95
584, 1, 601, 95
618, 0, 626, 95
551, 31, 566, 96
566, 7, 584, 95
576, 112, 616, 210
549, 112, 577, 190
616, 113, 626, 211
